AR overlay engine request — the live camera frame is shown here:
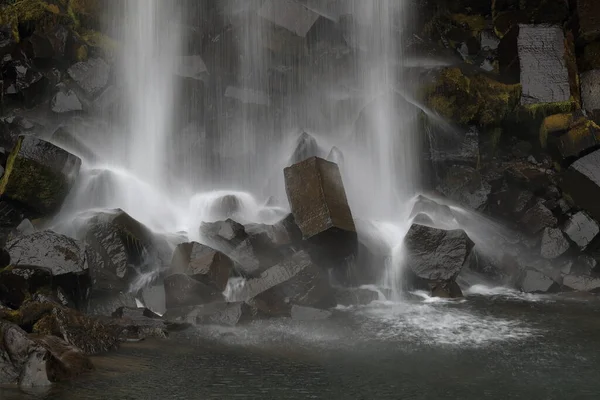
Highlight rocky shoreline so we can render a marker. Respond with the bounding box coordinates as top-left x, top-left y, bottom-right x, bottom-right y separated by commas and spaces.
1, 0, 600, 391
